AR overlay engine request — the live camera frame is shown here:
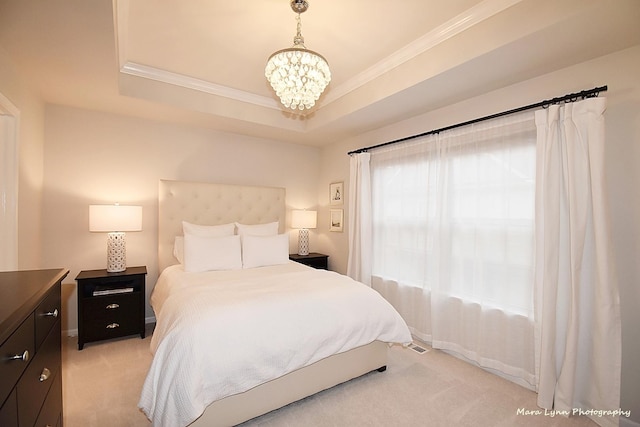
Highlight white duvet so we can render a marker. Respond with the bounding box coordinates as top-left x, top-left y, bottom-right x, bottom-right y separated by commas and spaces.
138, 262, 411, 427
